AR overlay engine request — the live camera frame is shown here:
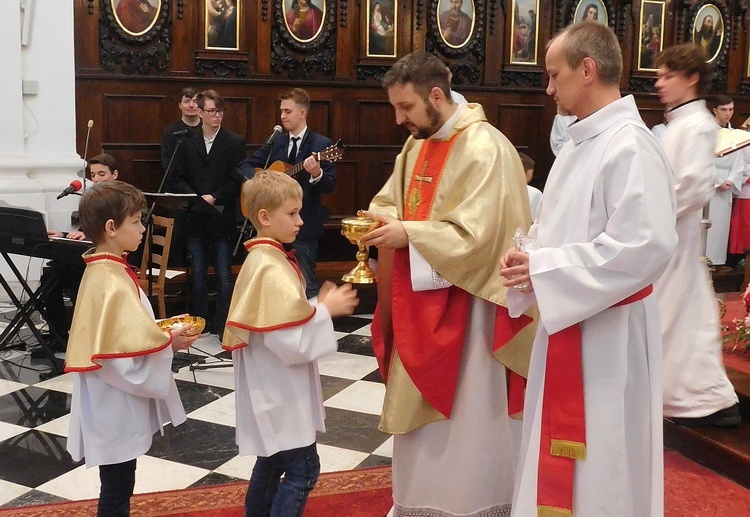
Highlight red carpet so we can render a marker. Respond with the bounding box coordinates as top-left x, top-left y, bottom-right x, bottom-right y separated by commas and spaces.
3, 454, 750, 516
